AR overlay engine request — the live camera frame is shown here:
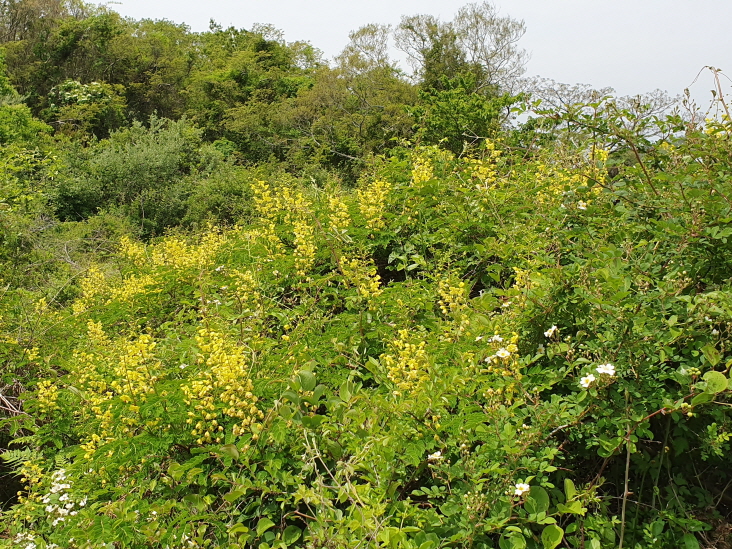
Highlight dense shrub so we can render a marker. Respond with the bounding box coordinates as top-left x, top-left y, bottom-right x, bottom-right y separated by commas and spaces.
1, 106, 731, 548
